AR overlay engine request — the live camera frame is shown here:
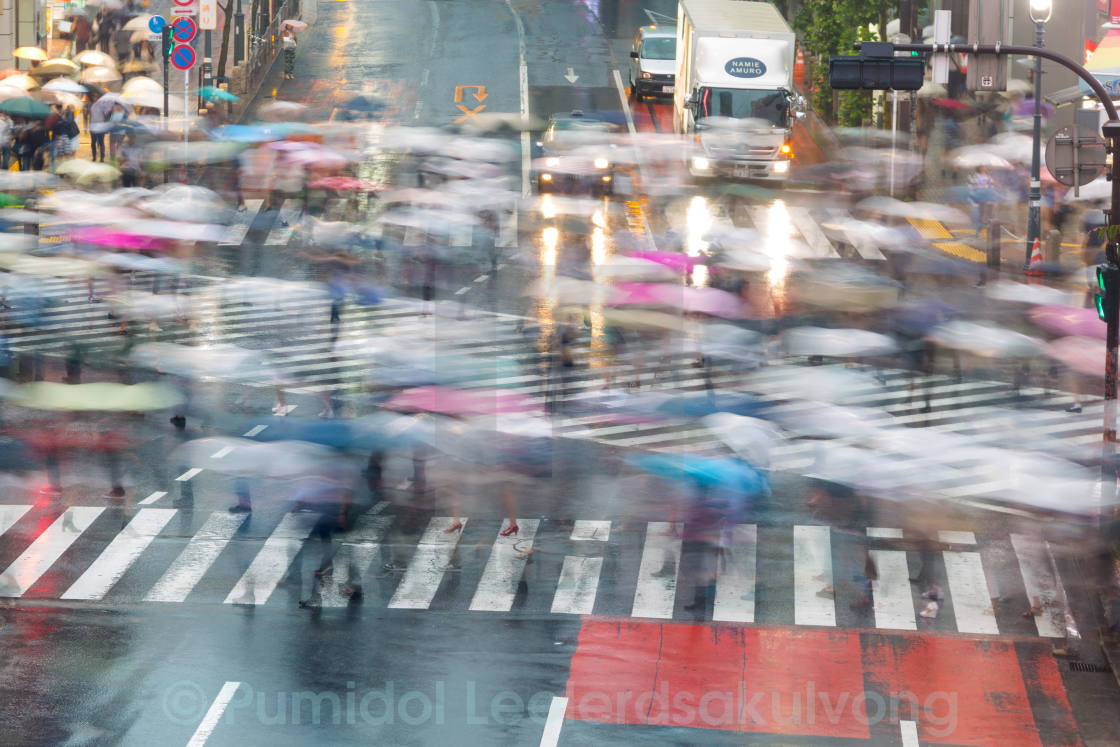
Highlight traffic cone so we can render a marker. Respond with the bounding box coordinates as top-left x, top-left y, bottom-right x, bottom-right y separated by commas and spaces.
1025, 237, 1044, 276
